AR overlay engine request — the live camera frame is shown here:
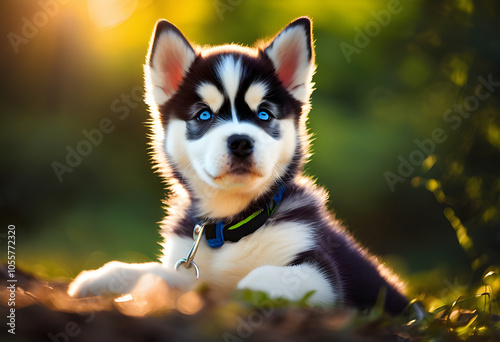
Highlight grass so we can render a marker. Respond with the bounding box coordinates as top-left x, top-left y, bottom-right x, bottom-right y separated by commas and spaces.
233, 275, 500, 341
